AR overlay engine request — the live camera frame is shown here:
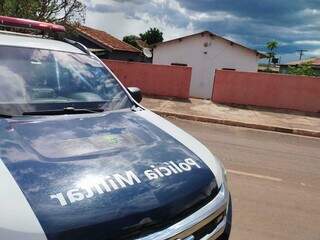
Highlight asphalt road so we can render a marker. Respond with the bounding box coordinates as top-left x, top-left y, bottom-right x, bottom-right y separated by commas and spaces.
167, 117, 320, 240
